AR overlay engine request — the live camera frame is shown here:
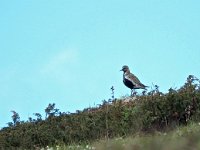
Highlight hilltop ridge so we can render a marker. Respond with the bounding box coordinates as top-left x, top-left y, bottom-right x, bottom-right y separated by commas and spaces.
0, 75, 200, 149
